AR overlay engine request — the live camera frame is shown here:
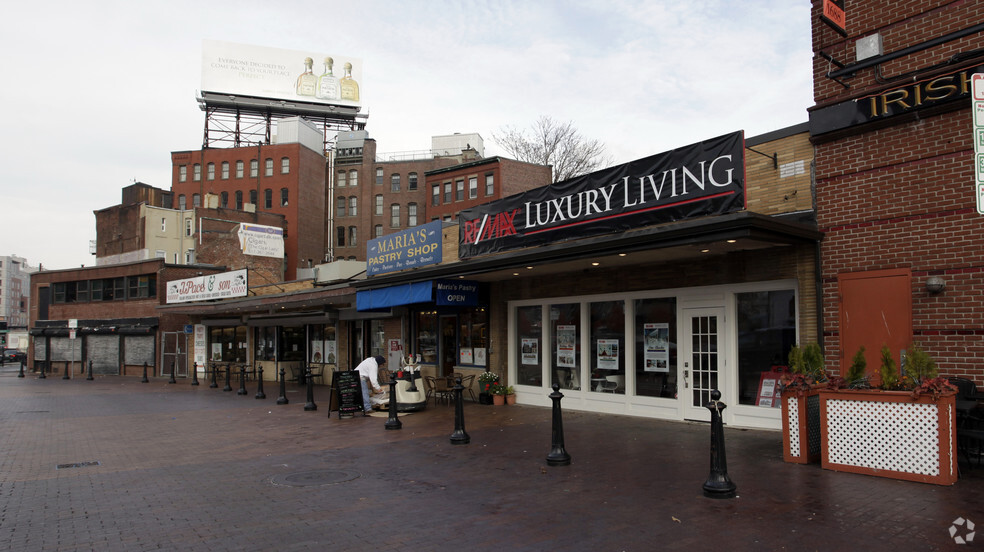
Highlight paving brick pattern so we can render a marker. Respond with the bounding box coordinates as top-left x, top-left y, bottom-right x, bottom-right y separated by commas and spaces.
0, 366, 981, 551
